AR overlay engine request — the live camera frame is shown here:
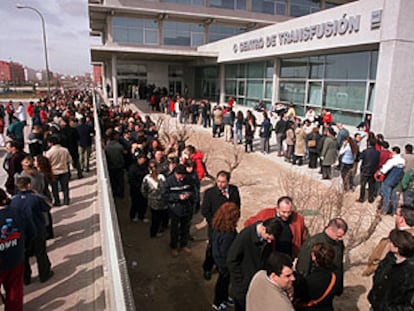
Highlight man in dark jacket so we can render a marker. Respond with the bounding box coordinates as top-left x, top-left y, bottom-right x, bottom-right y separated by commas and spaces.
202, 170, 240, 280
128, 150, 148, 222
105, 131, 125, 198
0, 188, 35, 310
275, 115, 288, 157
76, 116, 94, 173
9, 177, 53, 285
357, 137, 380, 203
226, 218, 283, 311
162, 164, 195, 257
4, 140, 26, 196
296, 218, 348, 285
